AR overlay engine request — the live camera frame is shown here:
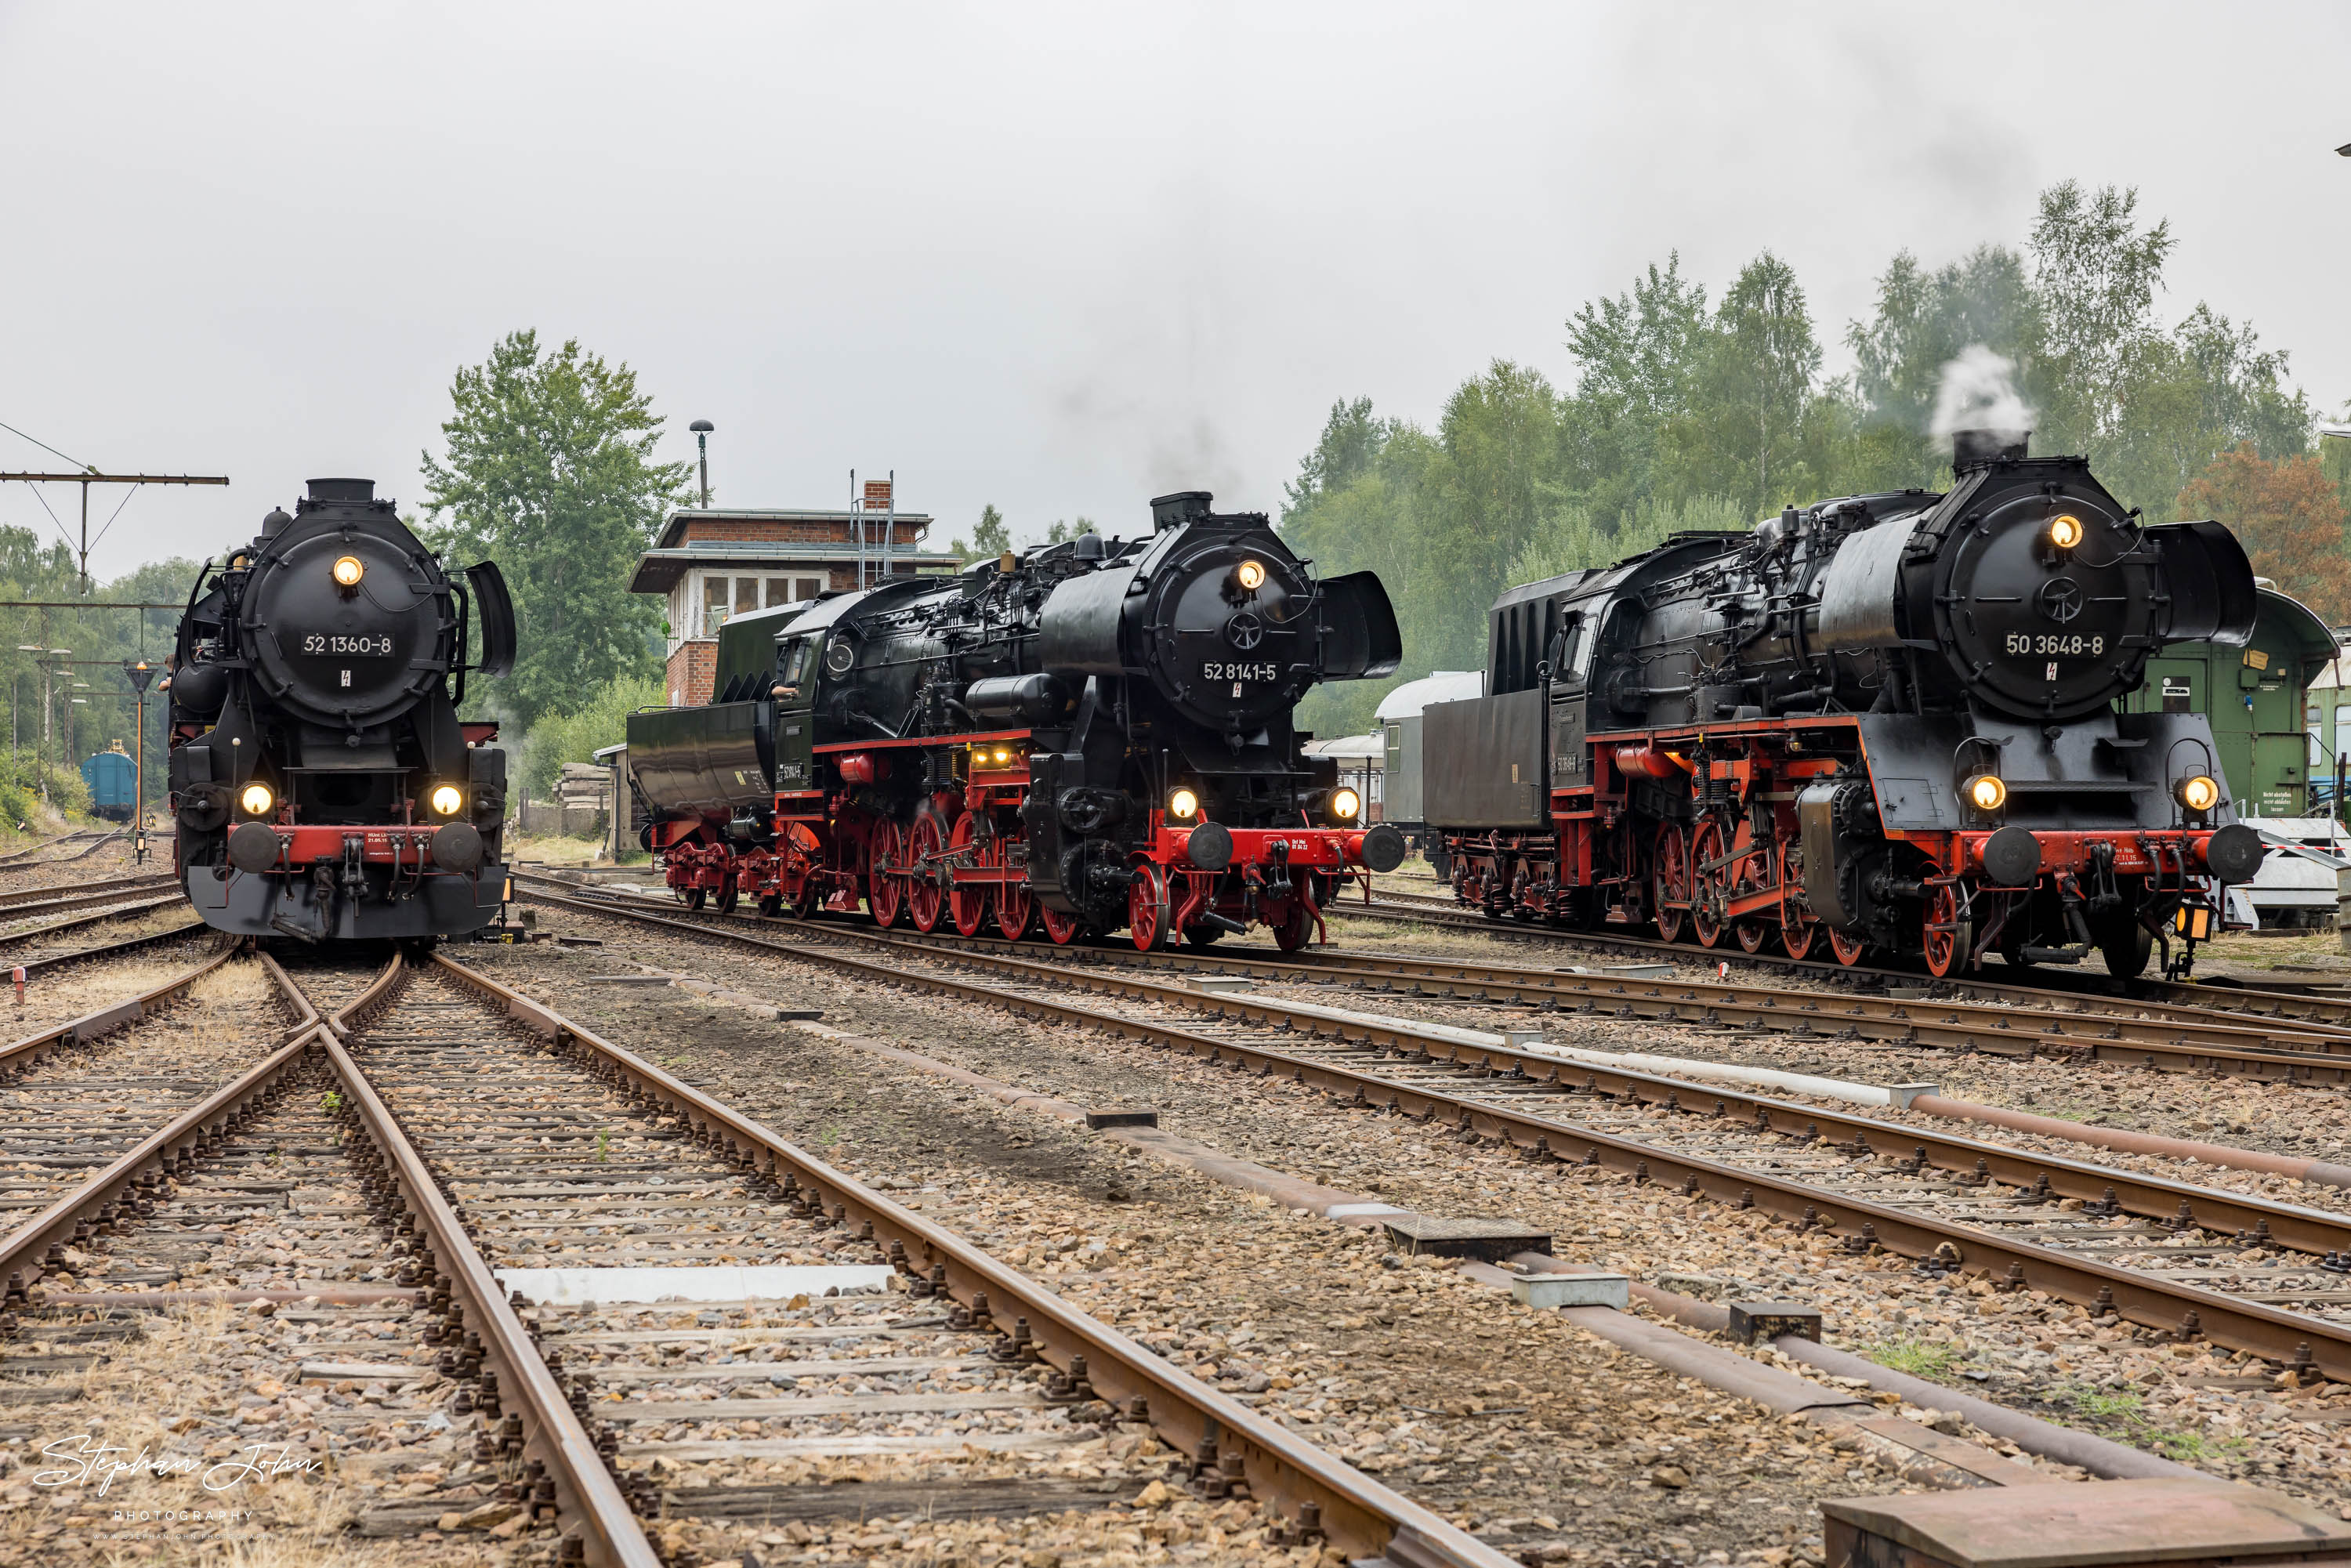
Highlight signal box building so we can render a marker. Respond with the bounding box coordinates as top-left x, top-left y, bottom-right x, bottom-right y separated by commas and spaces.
631, 504, 958, 707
